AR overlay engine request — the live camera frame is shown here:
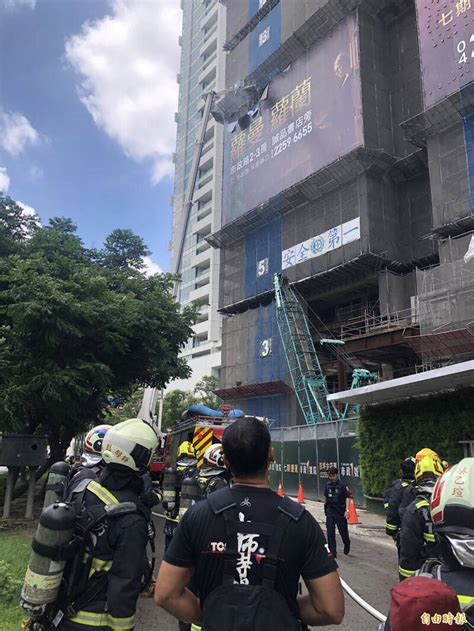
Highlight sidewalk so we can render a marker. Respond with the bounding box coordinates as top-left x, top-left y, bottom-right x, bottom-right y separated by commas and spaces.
289, 496, 392, 547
